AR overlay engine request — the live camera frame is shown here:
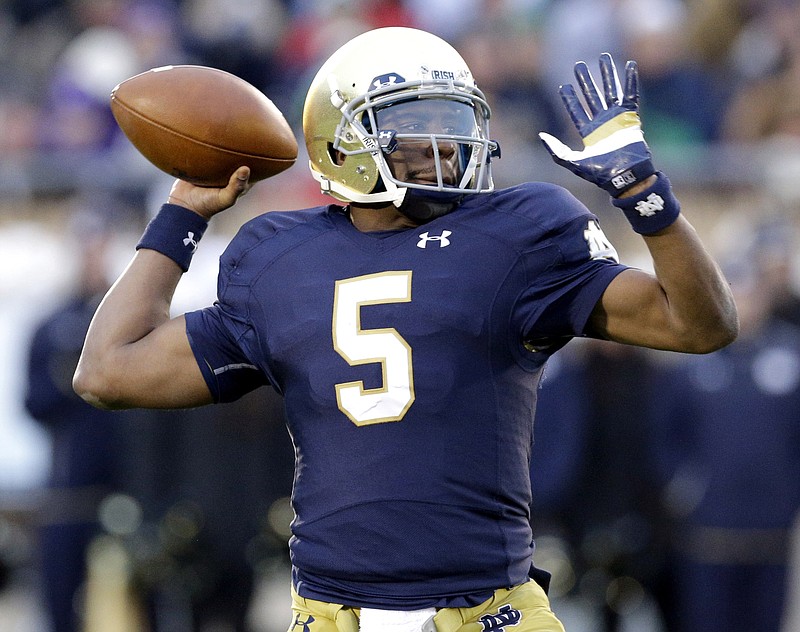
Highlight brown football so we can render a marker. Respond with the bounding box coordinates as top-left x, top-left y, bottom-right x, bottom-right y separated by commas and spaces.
110, 65, 298, 186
